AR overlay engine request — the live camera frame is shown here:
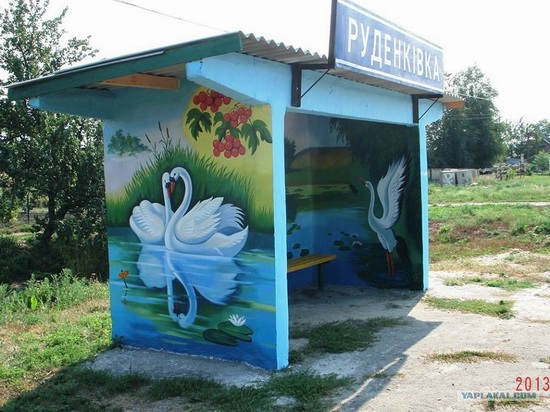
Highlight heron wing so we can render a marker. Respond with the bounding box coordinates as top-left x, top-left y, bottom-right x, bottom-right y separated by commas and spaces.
376, 154, 409, 229
173, 197, 223, 244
